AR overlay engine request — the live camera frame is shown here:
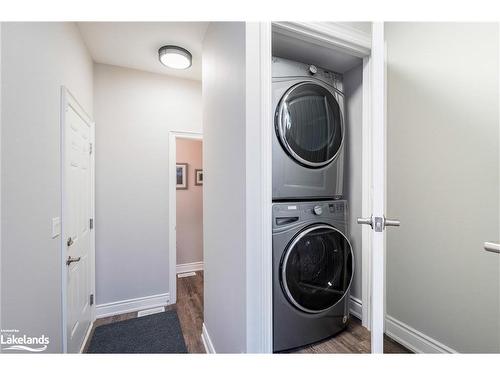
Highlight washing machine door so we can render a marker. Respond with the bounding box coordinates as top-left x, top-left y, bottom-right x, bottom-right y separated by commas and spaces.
281, 224, 353, 314
276, 81, 343, 168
